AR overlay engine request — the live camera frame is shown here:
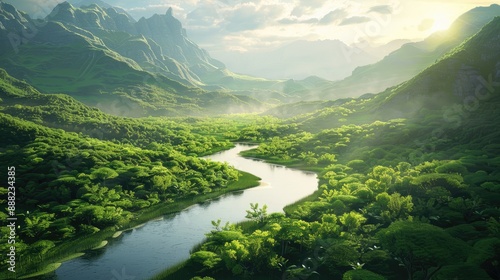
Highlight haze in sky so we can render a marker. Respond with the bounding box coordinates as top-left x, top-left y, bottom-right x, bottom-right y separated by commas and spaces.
5, 0, 498, 79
